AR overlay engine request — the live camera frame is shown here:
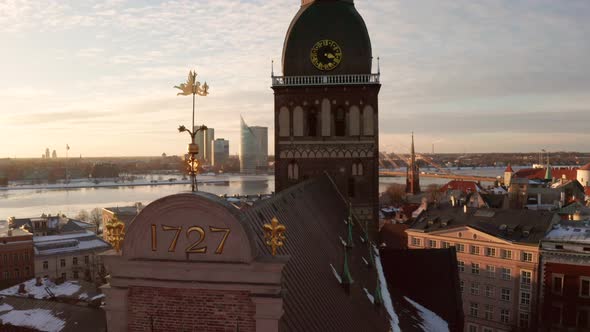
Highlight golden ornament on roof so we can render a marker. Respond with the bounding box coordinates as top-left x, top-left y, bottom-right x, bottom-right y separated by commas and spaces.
263, 217, 286, 256
105, 216, 126, 253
